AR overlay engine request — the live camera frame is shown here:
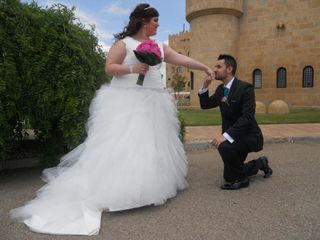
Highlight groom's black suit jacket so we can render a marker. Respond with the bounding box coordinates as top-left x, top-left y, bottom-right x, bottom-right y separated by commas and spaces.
199, 78, 263, 152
